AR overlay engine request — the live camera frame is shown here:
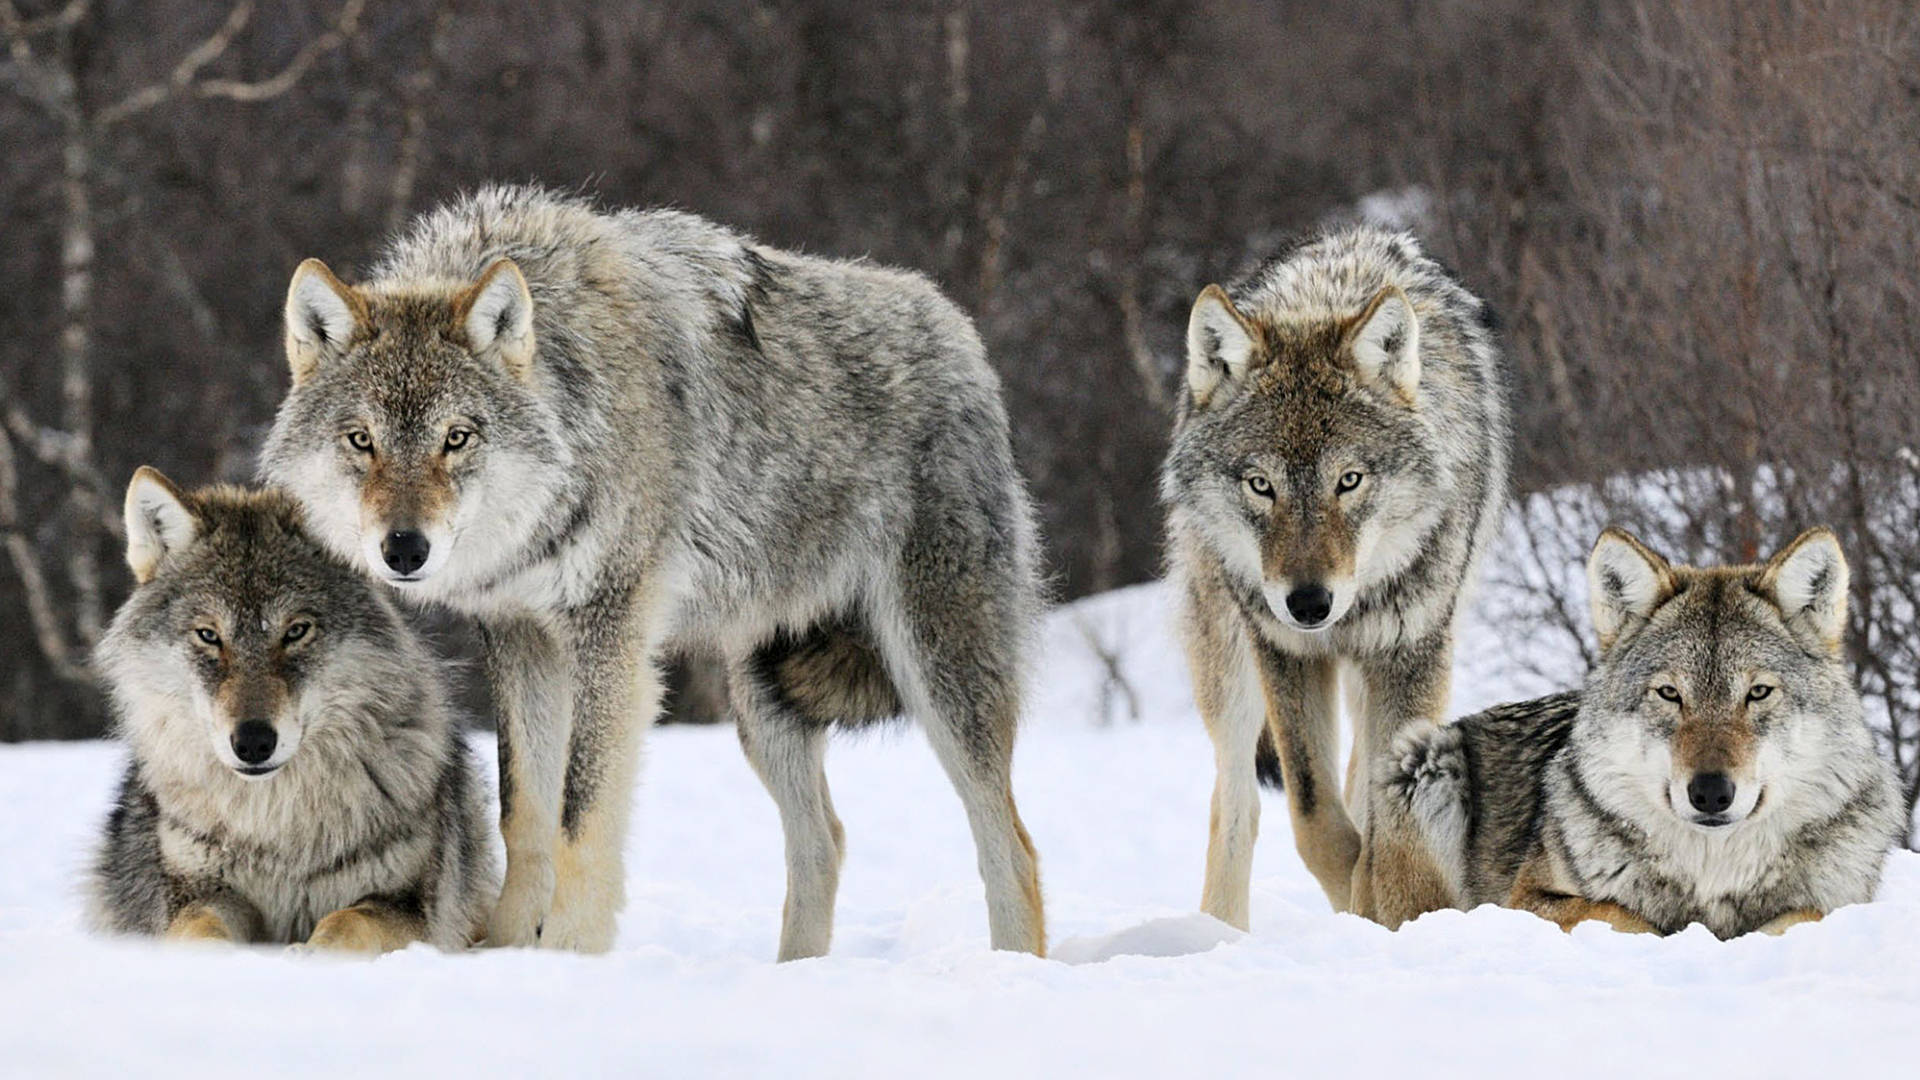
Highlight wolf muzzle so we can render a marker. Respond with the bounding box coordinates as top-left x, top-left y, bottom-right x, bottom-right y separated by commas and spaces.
380, 530, 432, 576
